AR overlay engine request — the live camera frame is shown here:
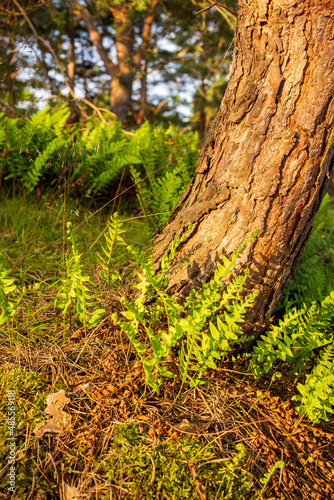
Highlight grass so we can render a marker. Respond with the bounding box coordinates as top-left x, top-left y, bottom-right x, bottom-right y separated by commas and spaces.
0, 190, 151, 279
0, 189, 333, 499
